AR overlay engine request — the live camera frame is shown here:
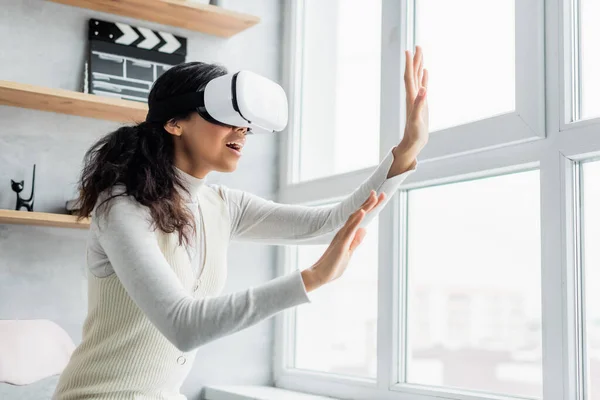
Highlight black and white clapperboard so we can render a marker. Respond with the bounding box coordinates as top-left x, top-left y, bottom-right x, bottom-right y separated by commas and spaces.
87, 19, 187, 102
